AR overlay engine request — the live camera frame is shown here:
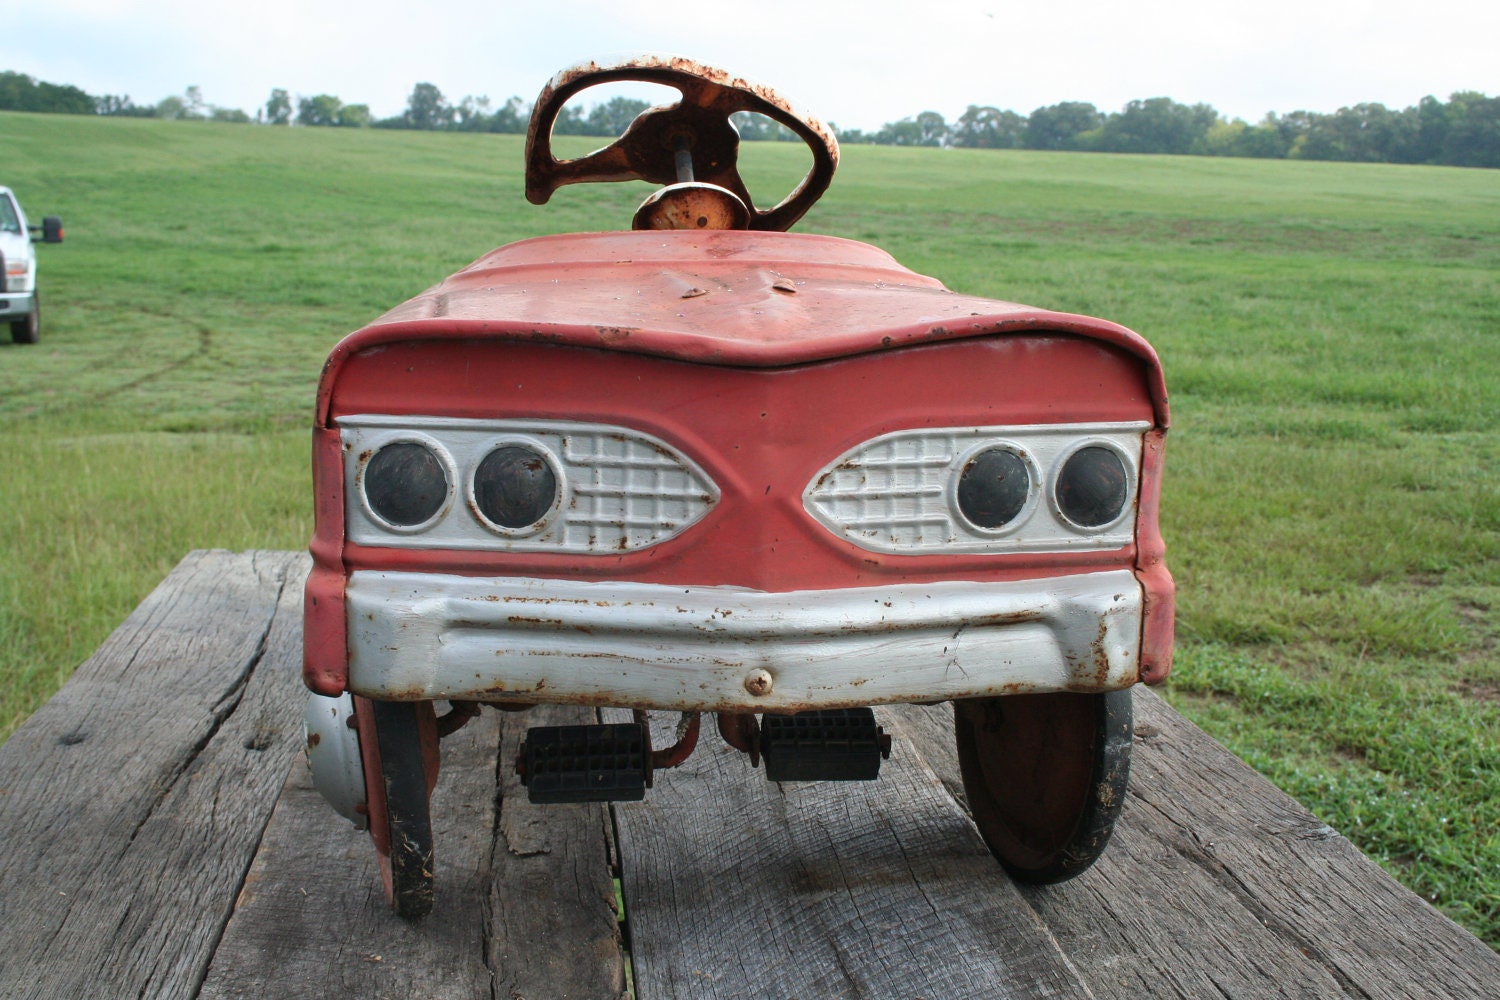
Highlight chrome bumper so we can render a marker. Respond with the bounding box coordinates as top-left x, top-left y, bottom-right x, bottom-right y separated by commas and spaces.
345, 569, 1143, 711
